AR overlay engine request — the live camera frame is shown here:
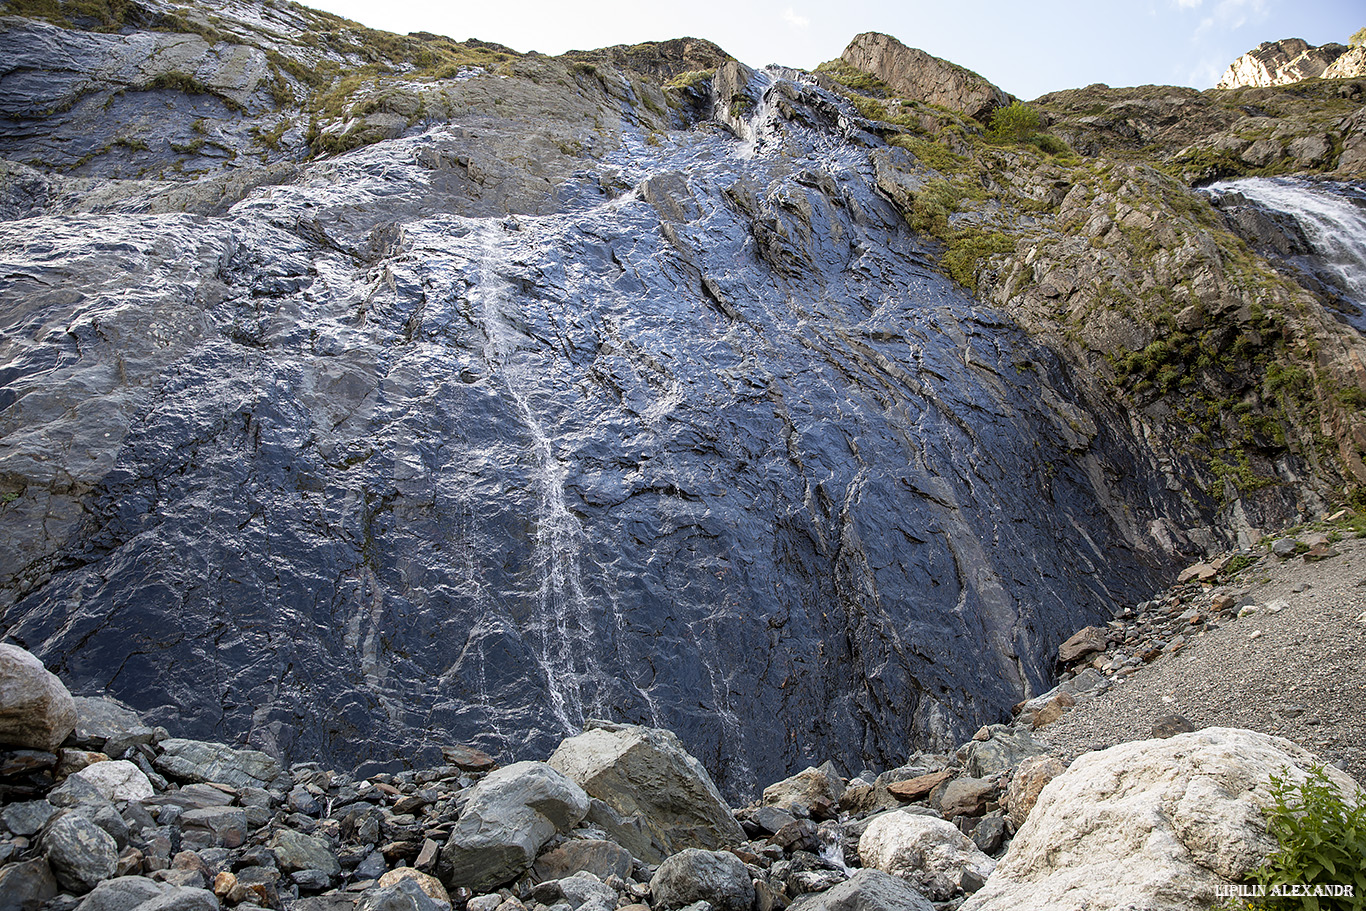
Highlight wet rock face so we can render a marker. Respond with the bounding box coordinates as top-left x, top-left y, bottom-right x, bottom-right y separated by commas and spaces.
0, 16, 1180, 798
